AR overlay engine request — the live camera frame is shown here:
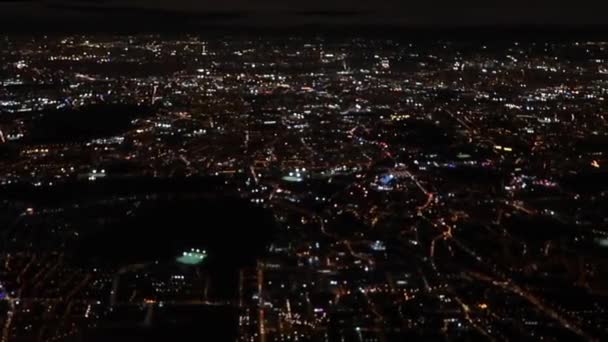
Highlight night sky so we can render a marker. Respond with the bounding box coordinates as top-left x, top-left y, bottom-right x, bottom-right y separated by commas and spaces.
0, 0, 607, 29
